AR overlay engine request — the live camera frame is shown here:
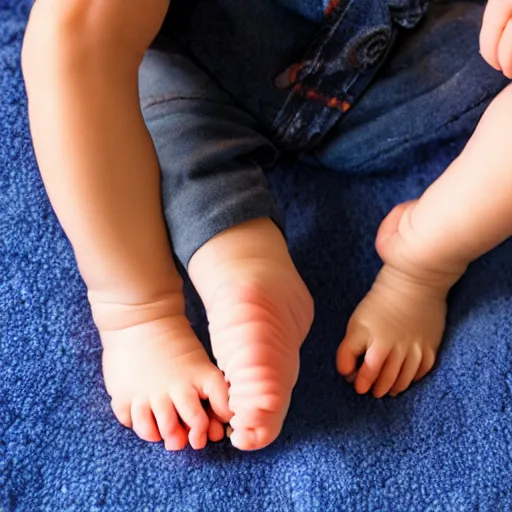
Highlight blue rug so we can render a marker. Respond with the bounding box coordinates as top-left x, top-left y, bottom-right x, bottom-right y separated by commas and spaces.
2, 2, 511, 510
